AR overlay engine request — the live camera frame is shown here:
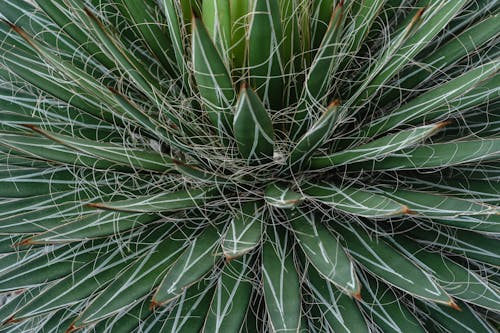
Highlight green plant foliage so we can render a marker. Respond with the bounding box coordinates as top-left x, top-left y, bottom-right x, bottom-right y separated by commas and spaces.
0, 0, 499, 332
